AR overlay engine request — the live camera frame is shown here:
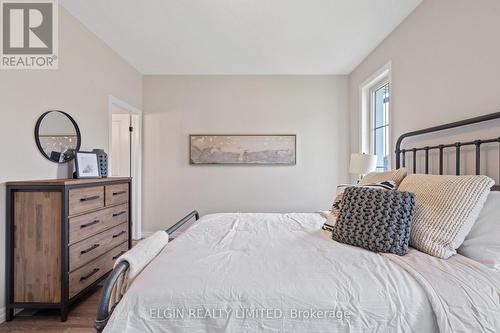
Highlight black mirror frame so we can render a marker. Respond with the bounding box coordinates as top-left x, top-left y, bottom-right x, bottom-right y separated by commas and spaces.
34, 110, 82, 164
